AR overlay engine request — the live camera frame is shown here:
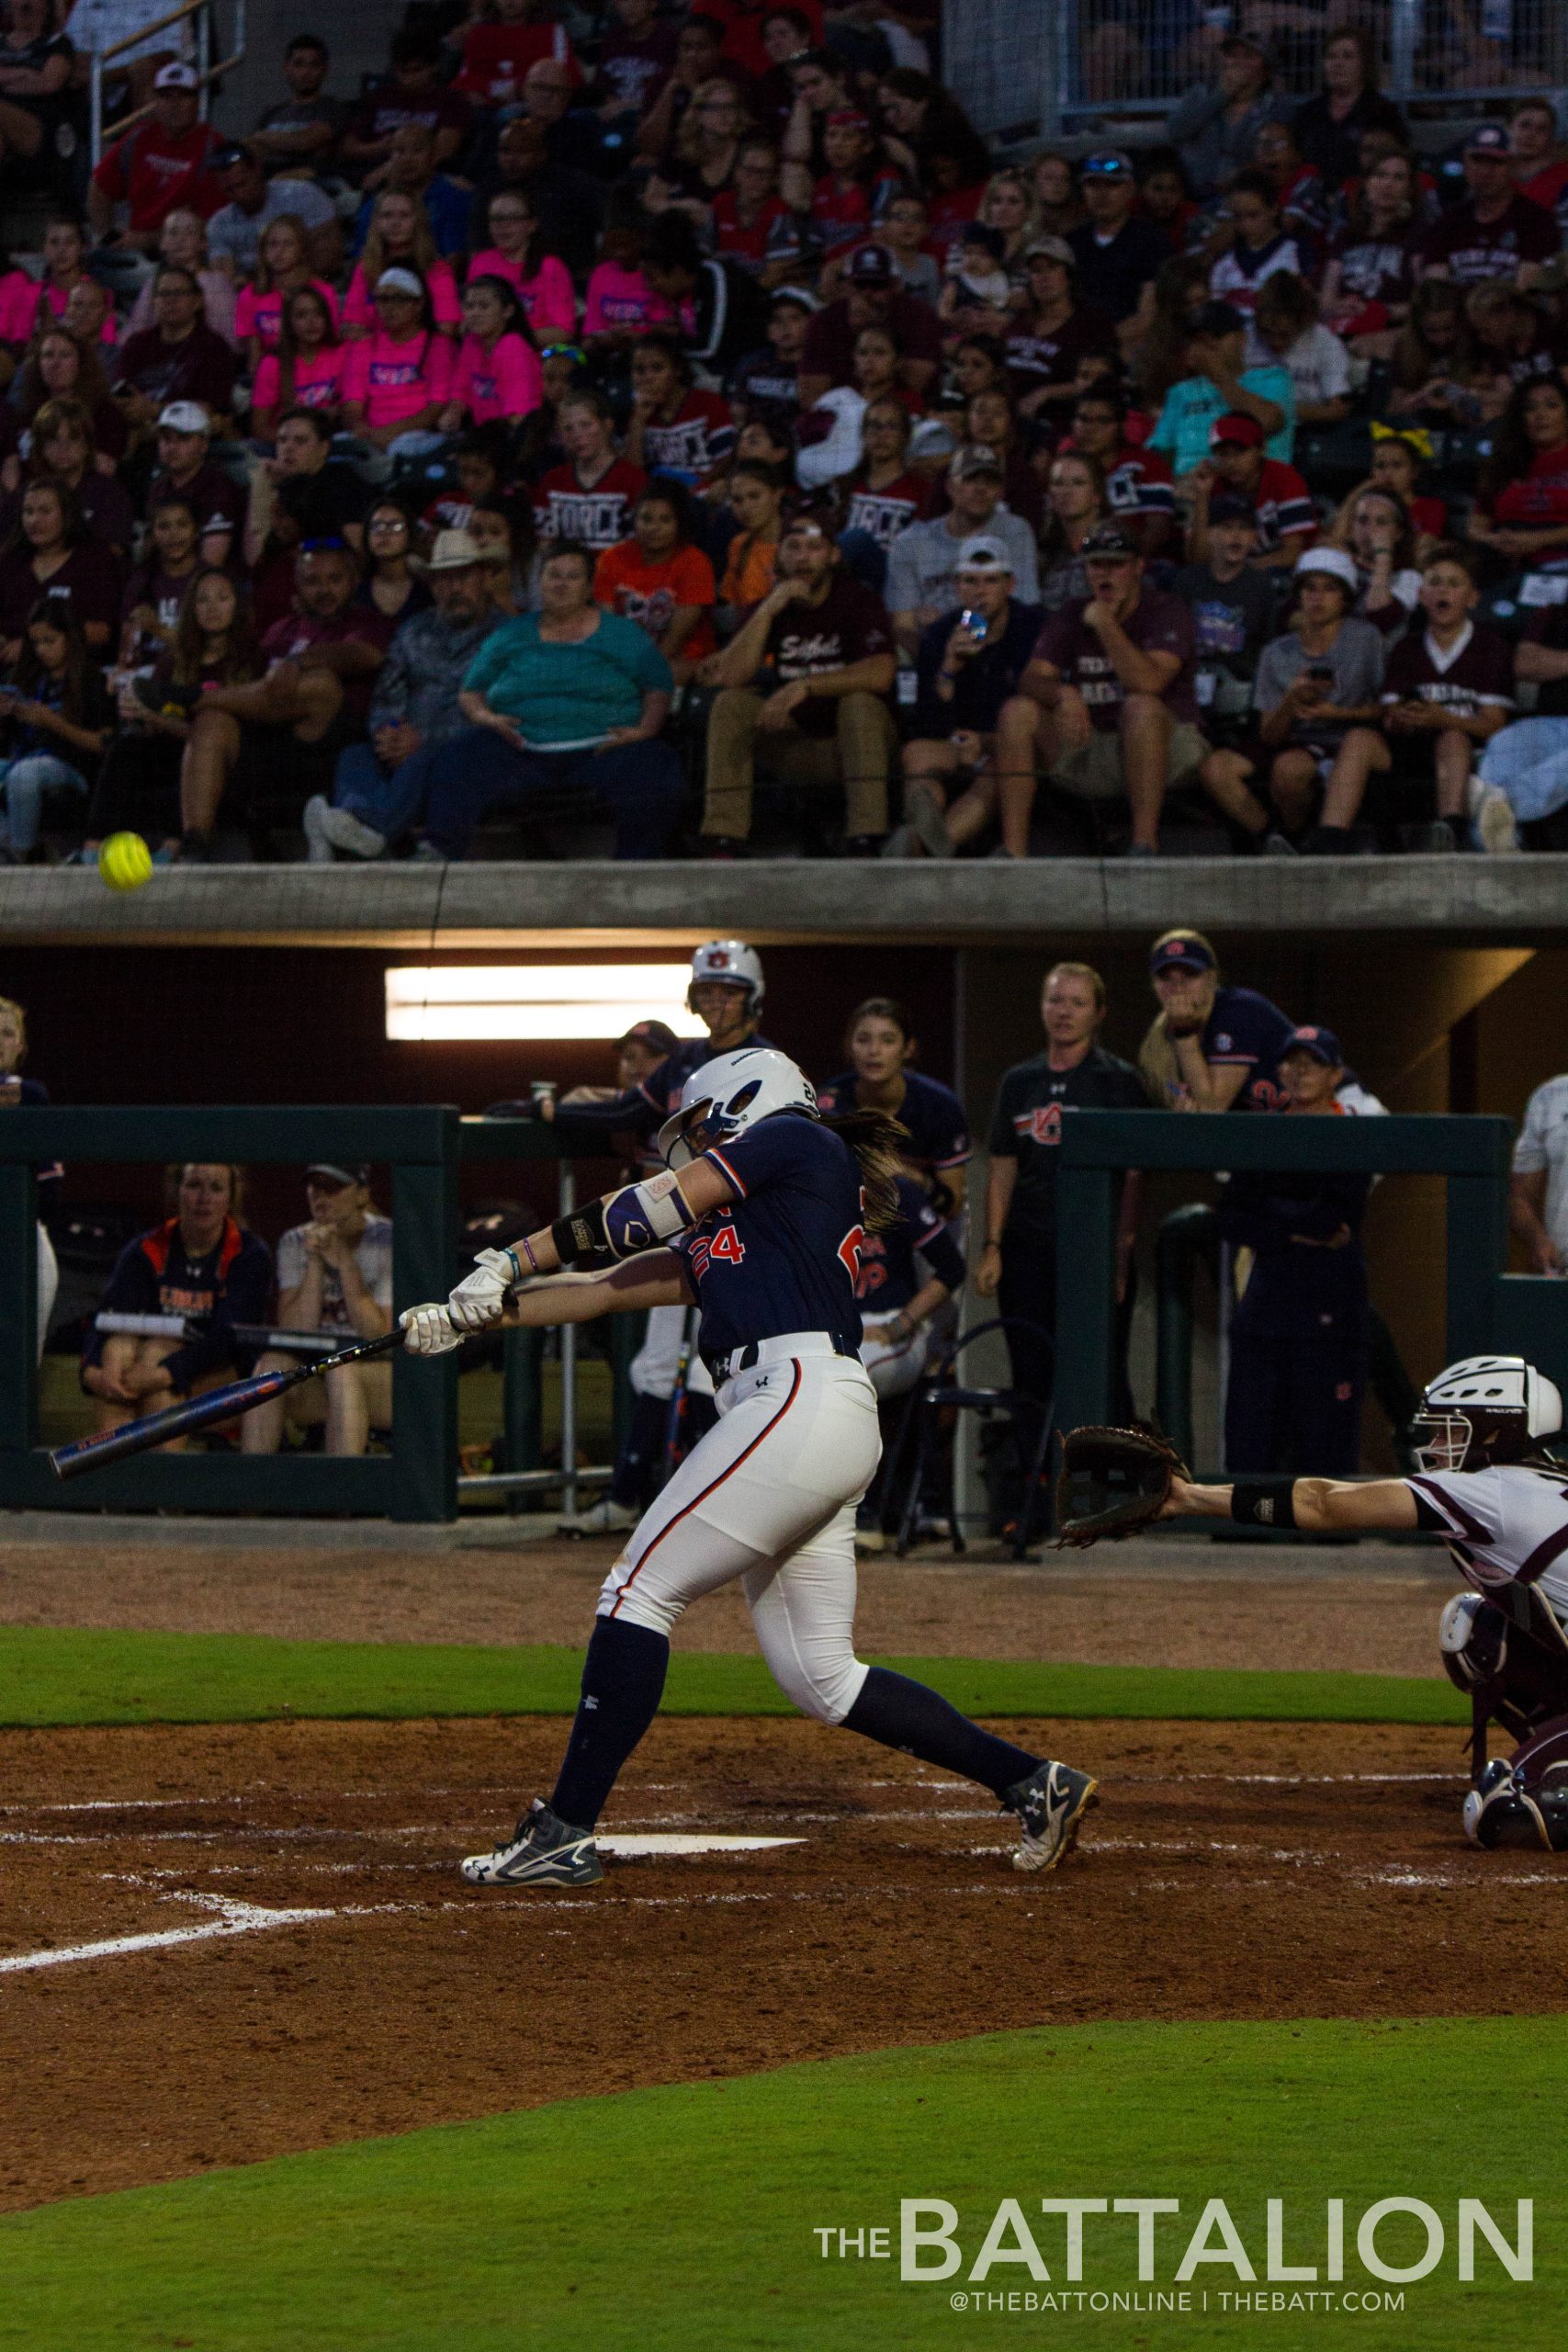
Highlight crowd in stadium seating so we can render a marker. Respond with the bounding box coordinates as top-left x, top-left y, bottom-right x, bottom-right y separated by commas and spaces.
6, 7, 1568, 860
